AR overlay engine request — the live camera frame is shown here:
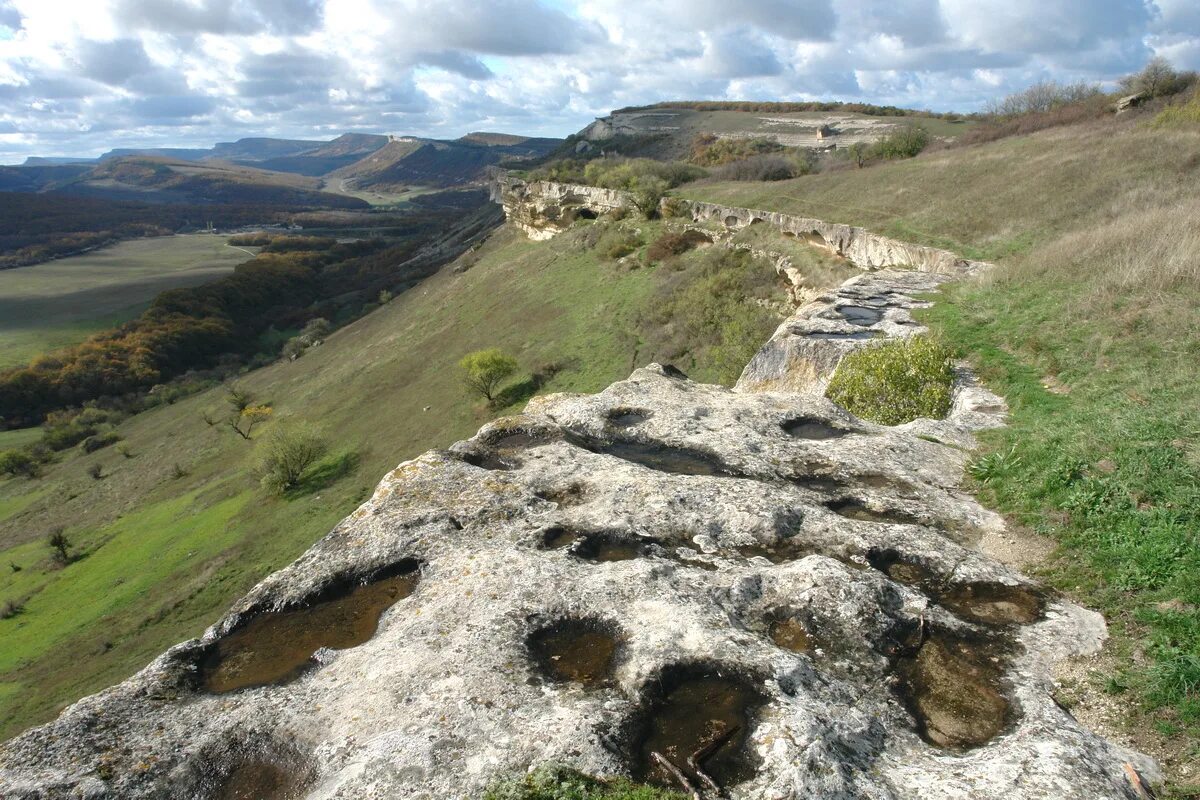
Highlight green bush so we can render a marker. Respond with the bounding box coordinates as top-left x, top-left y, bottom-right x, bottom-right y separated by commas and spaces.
254, 423, 329, 495
0, 449, 39, 478
826, 335, 956, 425
1152, 89, 1200, 128
459, 348, 519, 405
690, 134, 784, 166
869, 125, 930, 160
594, 227, 642, 260
483, 765, 685, 800
80, 431, 121, 454
646, 229, 711, 262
